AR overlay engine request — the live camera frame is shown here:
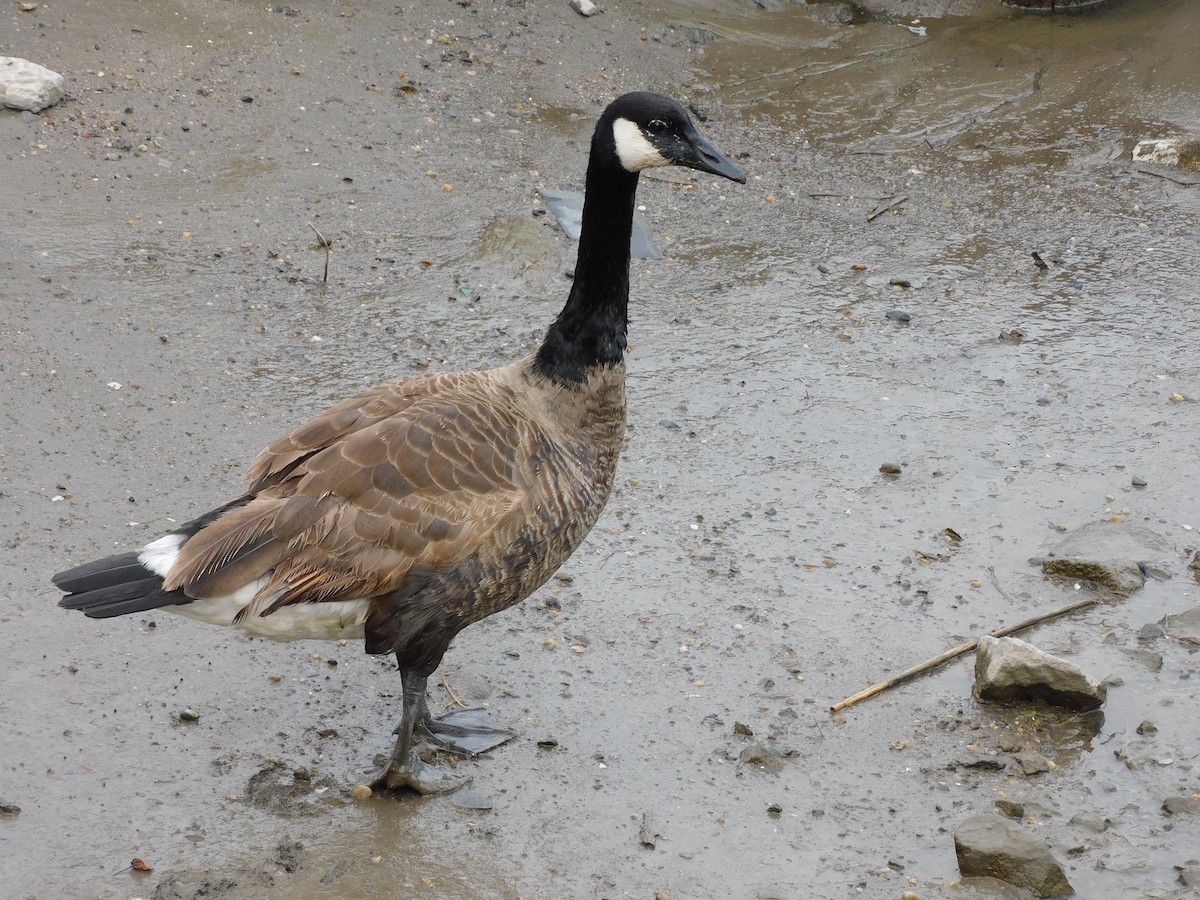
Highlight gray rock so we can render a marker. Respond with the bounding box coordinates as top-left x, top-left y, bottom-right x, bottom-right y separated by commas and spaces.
1032, 520, 1168, 596
1160, 605, 1200, 644
1137, 623, 1165, 642
975, 636, 1106, 711
954, 814, 1074, 898
1123, 646, 1163, 671
1067, 811, 1109, 833
0, 56, 66, 112
1180, 863, 1200, 888
1011, 750, 1053, 777
1162, 796, 1200, 816
739, 742, 784, 772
